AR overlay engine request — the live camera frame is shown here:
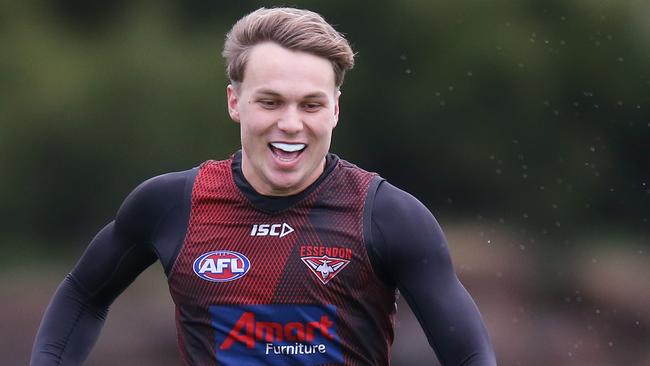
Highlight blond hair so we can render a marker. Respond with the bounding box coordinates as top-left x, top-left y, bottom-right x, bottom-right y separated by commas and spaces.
223, 7, 355, 87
